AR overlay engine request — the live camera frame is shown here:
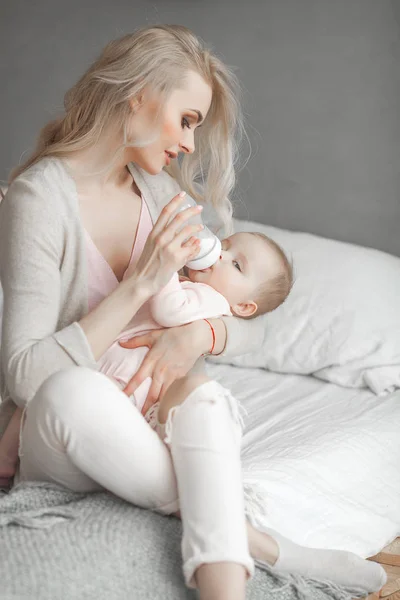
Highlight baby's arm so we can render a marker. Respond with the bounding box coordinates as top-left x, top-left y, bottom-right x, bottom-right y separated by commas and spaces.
0, 406, 23, 482
150, 272, 231, 328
